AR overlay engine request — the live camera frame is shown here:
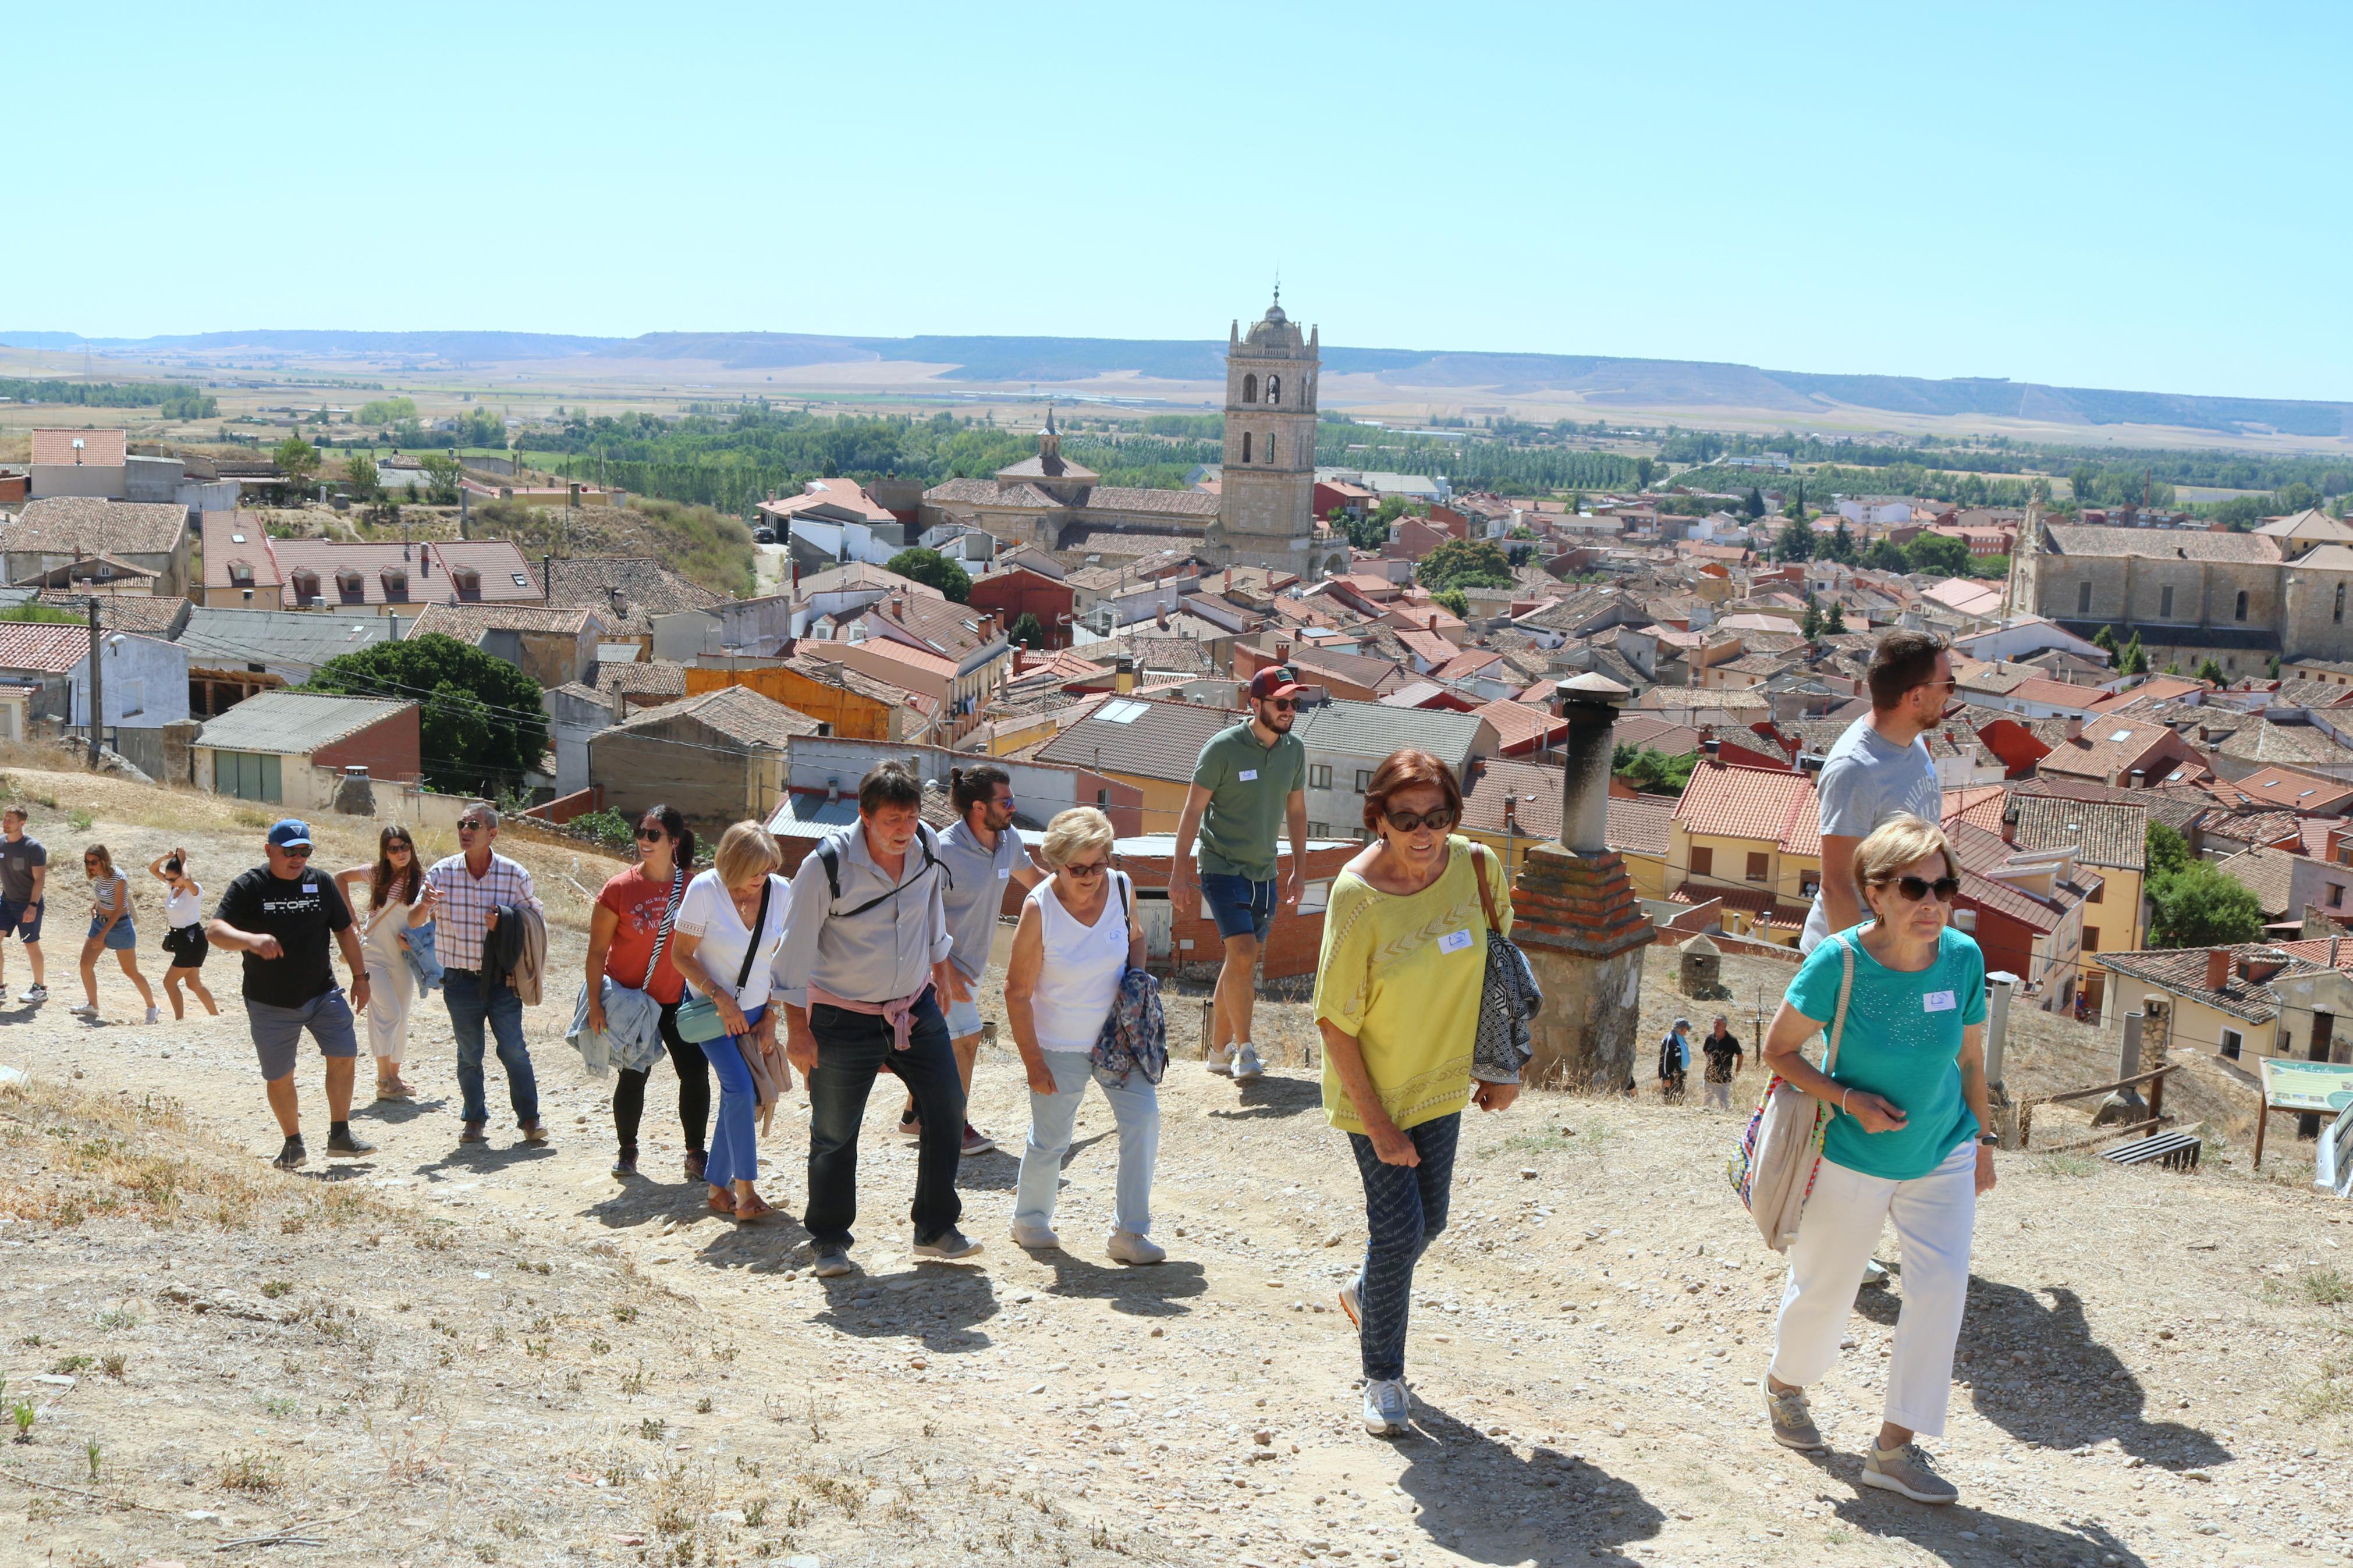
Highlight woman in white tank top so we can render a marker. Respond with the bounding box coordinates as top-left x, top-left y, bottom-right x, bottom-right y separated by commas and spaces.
1003, 807, 1165, 1265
